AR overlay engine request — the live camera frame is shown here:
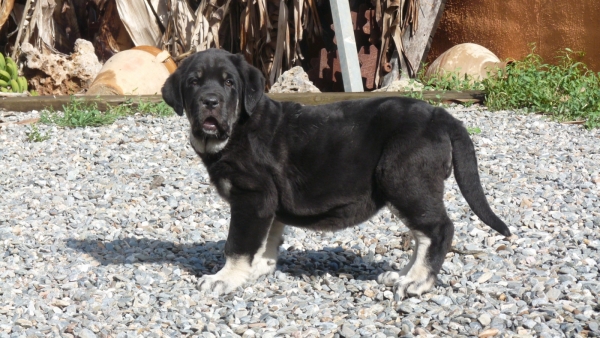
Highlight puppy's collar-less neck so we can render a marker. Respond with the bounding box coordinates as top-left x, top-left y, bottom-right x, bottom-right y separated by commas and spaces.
190, 131, 230, 155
